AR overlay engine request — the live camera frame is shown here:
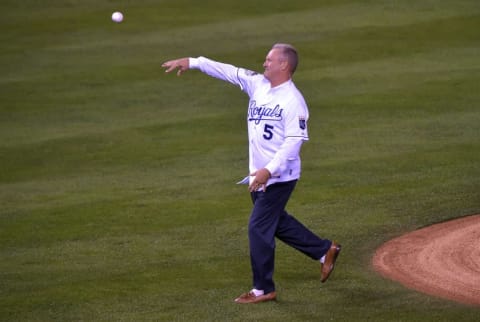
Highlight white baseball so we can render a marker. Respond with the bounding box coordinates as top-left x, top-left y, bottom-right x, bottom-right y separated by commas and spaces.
112, 11, 123, 23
